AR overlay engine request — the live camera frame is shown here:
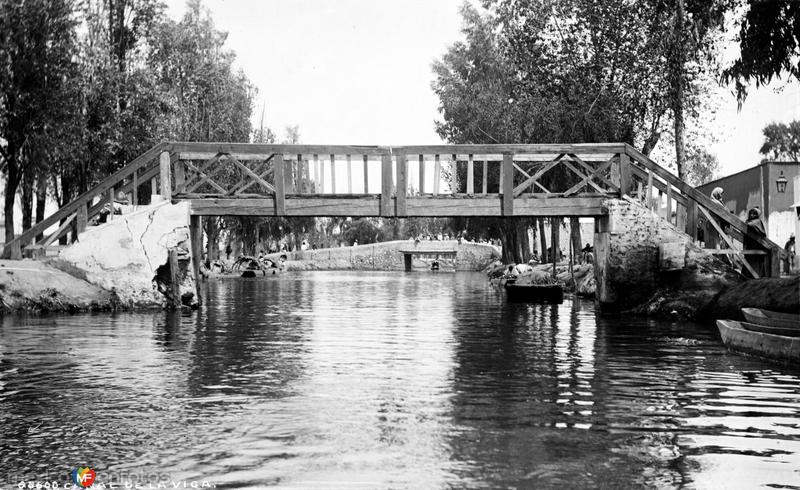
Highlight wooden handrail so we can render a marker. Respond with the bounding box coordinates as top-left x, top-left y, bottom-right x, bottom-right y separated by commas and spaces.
624, 144, 781, 252
3, 142, 166, 257
169, 142, 387, 156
